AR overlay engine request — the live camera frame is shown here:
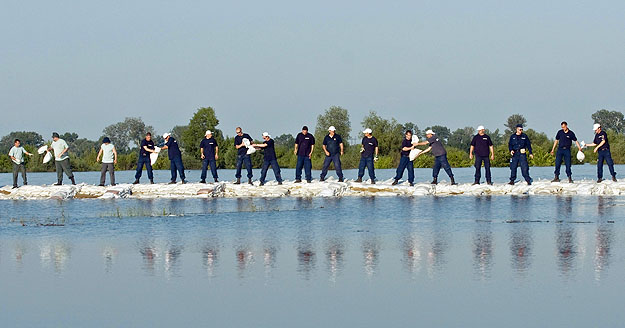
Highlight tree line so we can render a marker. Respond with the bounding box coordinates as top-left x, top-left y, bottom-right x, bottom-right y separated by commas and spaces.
2, 107, 625, 173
